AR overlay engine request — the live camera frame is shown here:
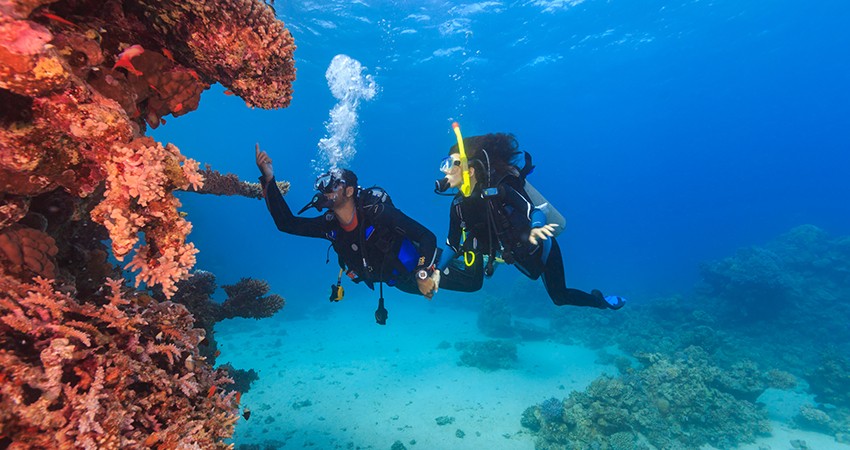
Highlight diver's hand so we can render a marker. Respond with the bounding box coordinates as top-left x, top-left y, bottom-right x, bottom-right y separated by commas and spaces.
528, 223, 559, 246
255, 143, 274, 182
417, 277, 436, 300
431, 271, 441, 293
